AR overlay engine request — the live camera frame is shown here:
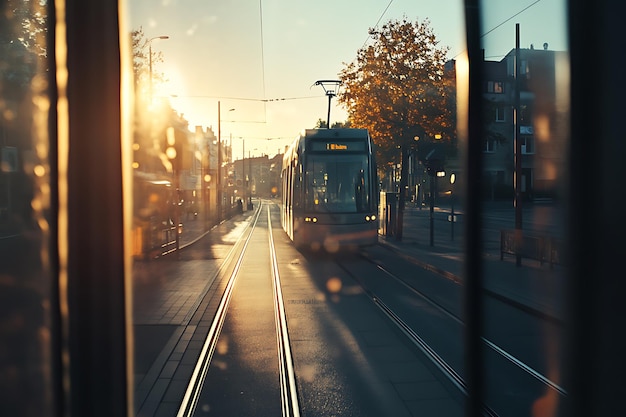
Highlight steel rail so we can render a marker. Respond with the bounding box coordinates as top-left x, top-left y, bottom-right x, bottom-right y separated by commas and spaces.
373, 261, 568, 396
135, 209, 261, 412
176, 206, 264, 417
267, 206, 301, 417
336, 259, 500, 416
